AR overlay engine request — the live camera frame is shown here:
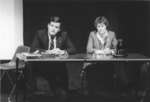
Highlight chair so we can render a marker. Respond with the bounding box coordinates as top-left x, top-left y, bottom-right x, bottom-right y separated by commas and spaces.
0, 45, 30, 102
139, 62, 150, 102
